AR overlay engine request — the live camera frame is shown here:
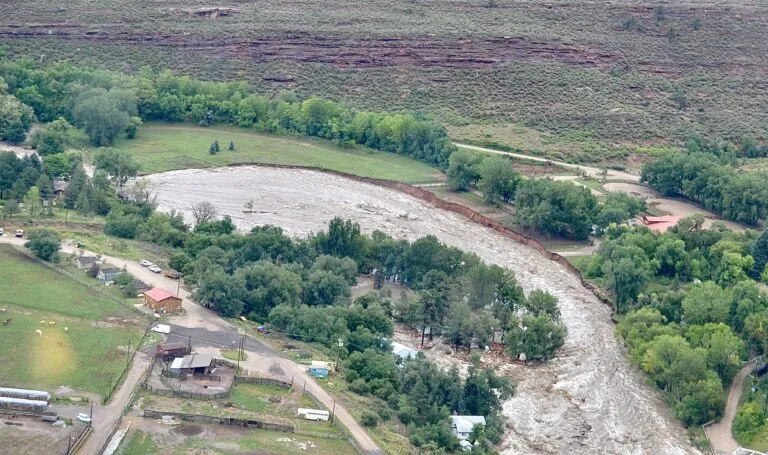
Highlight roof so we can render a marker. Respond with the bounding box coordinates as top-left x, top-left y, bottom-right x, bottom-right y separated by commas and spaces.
451, 416, 486, 435
642, 215, 683, 232
0, 396, 48, 408
172, 354, 214, 370
157, 342, 187, 351
76, 256, 97, 263
145, 288, 179, 302
392, 341, 418, 360
99, 266, 122, 274
53, 180, 69, 192
132, 279, 150, 290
